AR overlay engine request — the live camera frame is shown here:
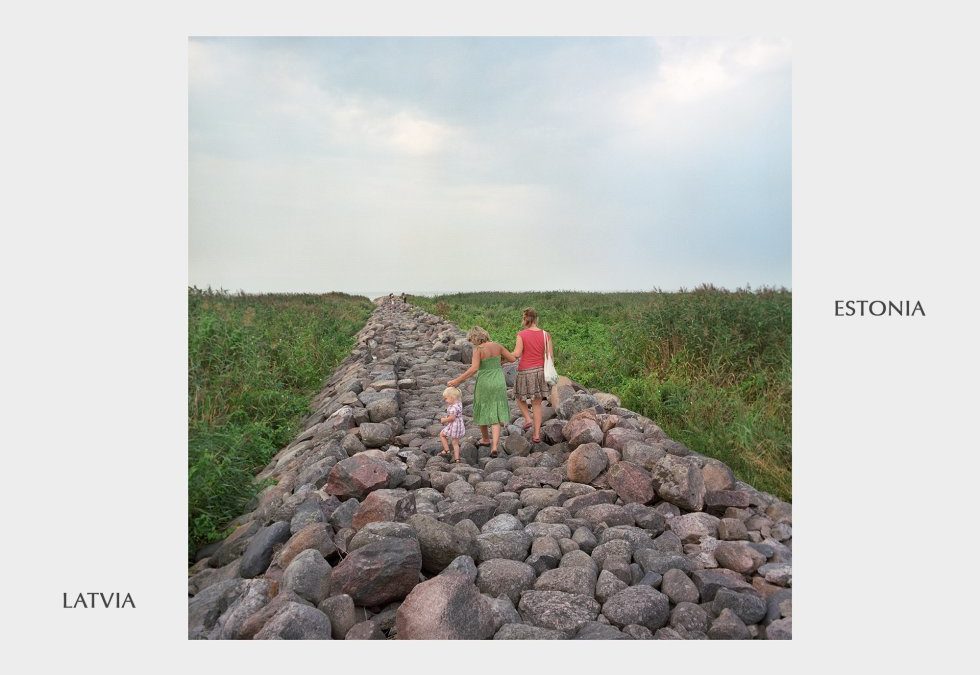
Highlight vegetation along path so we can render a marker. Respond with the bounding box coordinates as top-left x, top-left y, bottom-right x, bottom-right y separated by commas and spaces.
189, 297, 792, 640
